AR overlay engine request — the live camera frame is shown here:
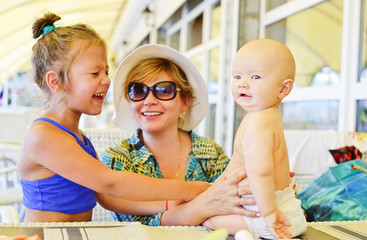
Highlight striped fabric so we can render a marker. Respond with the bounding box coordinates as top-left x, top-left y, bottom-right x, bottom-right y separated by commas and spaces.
305, 221, 367, 239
